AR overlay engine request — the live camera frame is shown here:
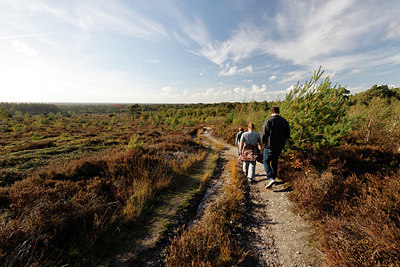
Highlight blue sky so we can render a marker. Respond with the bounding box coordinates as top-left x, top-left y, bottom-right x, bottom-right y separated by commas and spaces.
1, 0, 400, 103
